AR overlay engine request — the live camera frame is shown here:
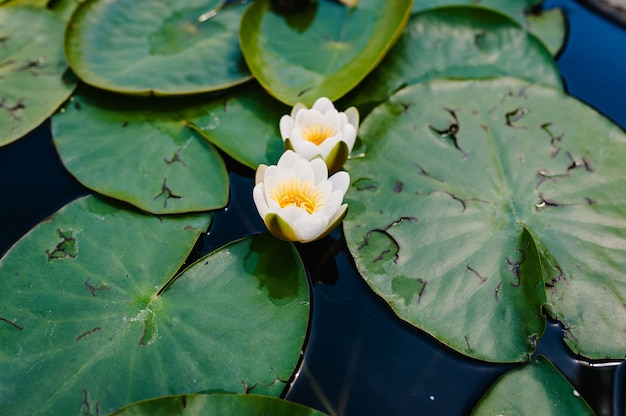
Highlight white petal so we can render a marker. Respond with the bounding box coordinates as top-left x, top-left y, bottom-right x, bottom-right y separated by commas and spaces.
329, 170, 350, 194
294, 215, 329, 242
324, 189, 345, 214
276, 150, 301, 170
279, 115, 295, 141
309, 158, 329, 184
323, 109, 341, 131
299, 109, 328, 130
255, 164, 267, 185
252, 184, 269, 219
345, 106, 360, 130
291, 156, 317, 183
327, 203, 348, 226
280, 205, 311, 229
291, 102, 307, 119
341, 123, 356, 151
290, 128, 306, 144
267, 196, 282, 212
312, 97, 334, 113
316, 180, 333, 200
294, 107, 311, 127
317, 134, 341, 158
291, 138, 322, 160
263, 165, 281, 184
